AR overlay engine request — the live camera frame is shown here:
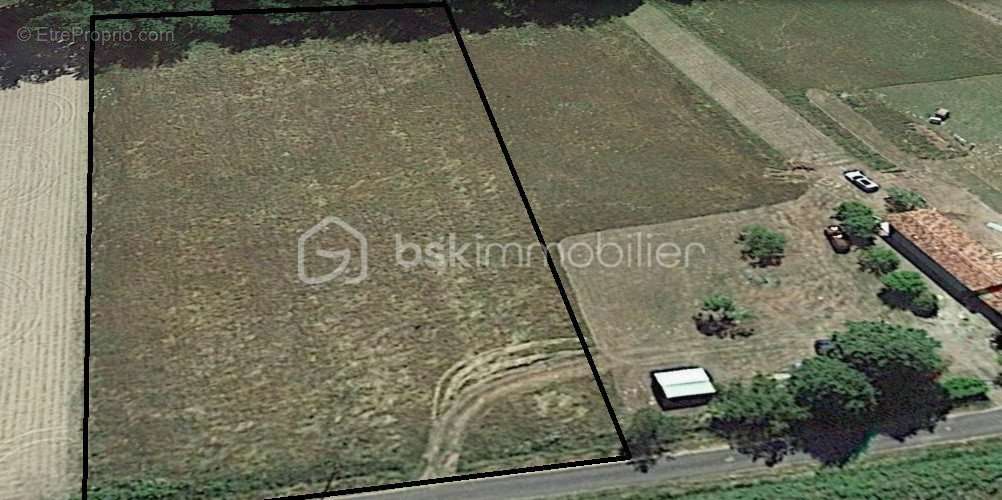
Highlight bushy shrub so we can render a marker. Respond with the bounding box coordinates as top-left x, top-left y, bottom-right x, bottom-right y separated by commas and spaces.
738, 225, 786, 266
940, 376, 989, 403
858, 247, 899, 275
